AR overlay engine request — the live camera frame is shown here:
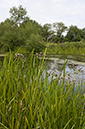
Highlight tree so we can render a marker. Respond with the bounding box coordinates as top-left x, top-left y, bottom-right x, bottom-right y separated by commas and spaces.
19, 20, 42, 43
66, 25, 83, 42
42, 23, 54, 41
82, 28, 85, 40
53, 22, 67, 43
29, 20, 43, 35
0, 20, 22, 51
9, 5, 27, 26
53, 22, 67, 37
26, 34, 45, 52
